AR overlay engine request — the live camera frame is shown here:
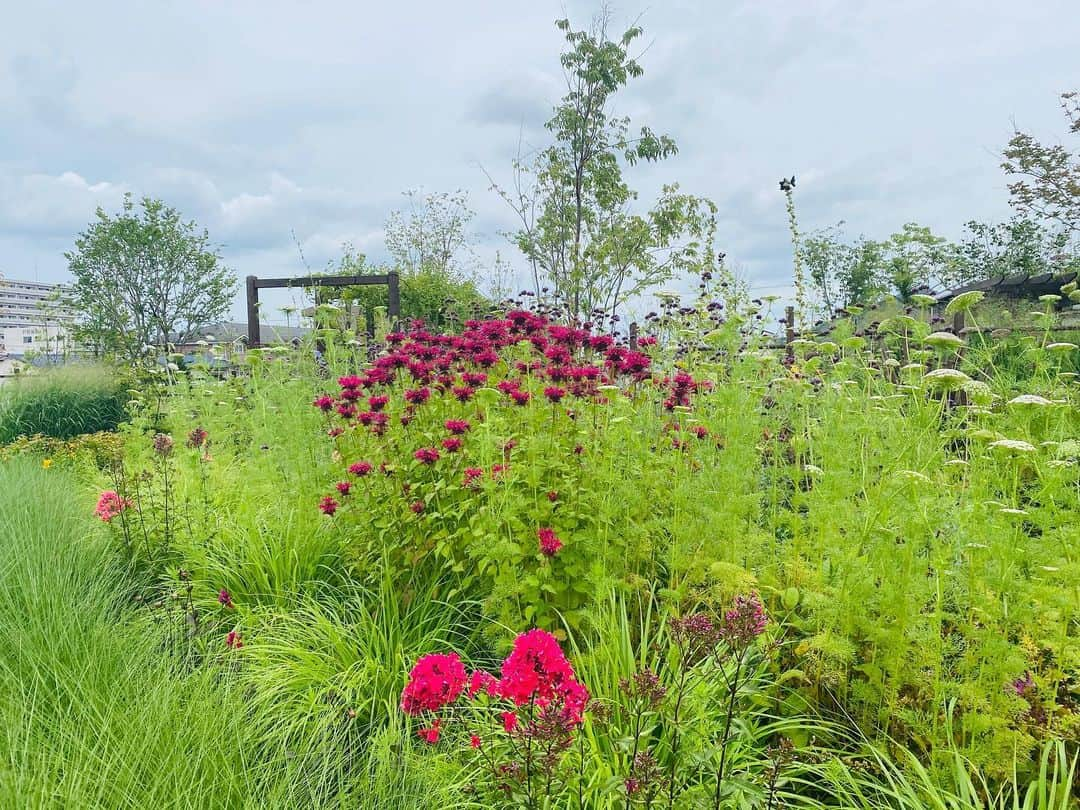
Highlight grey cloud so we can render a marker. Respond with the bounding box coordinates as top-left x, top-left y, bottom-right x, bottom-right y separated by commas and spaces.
0, 0, 1076, 325
467, 76, 554, 129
